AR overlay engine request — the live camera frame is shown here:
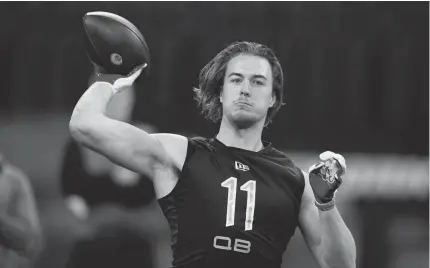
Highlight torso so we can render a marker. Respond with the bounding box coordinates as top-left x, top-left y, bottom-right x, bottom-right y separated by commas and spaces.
157, 137, 305, 268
